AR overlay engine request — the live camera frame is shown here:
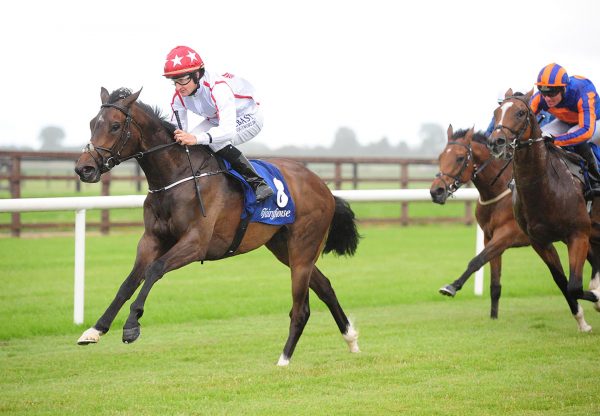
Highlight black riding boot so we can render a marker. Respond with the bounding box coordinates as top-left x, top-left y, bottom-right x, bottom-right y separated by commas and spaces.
573, 143, 600, 195
217, 144, 274, 202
